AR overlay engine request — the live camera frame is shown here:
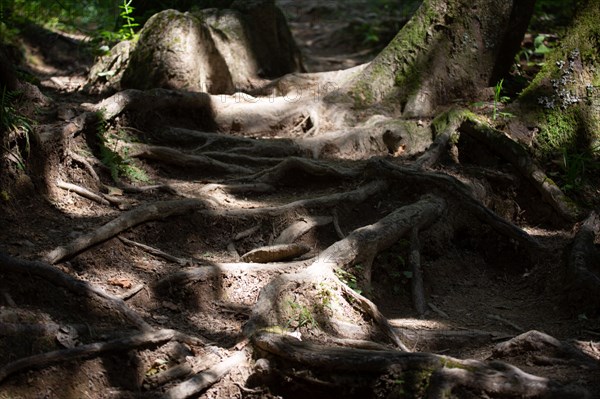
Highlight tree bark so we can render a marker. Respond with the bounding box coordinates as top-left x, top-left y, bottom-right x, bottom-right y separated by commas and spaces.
345, 0, 535, 117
